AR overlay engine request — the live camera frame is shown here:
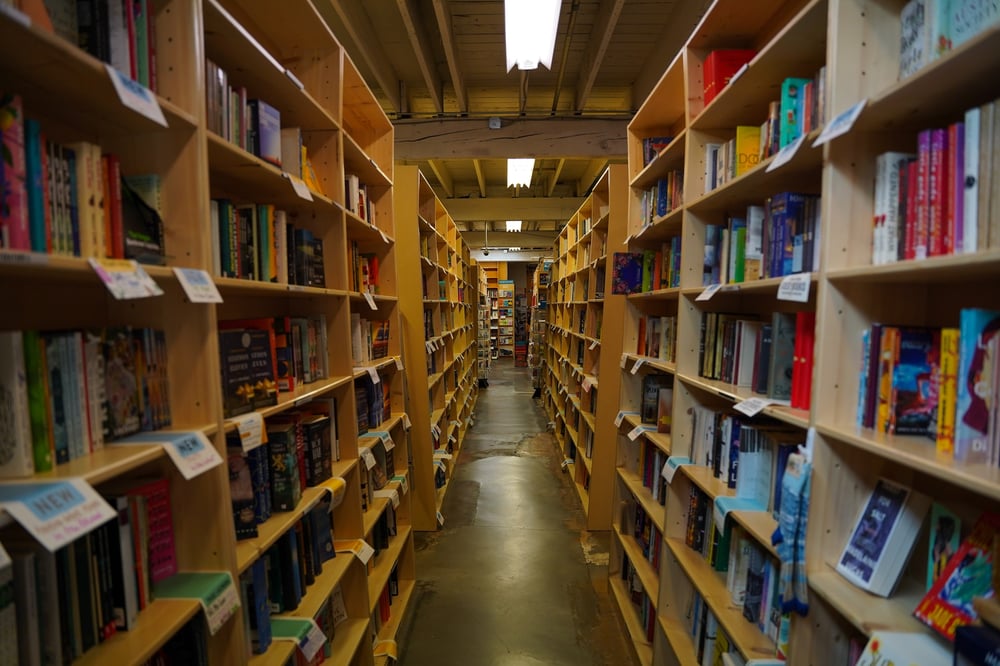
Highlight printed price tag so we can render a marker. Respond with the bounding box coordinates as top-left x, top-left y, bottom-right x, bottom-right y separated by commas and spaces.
391, 474, 409, 495
582, 377, 592, 393
402, 413, 412, 430
374, 488, 400, 509
696, 283, 722, 302
106, 64, 167, 127
615, 411, 626, 427
766, 134, 807, 173
813, 98, 867, 147
437, 511, 445, 526
119, 431, 223, 480
589, 339, 599, 350
367, 366, 381, 384
270, 618, 325, 662
0, 250, 47, 266
620, 353, 629, 369
777, 273, 811, 302
90, 258, 164, 299
394, 356, 404, 371
661, 456, 691, 485
285, 174, 314, 201
153, 572, 240, 636
334, 539, 375, 565
734, 397, 776, 417
173, 267, 223, 303
360, 448, 377, 470
231, 412, 265, 452
363, 291, 378, 310
630, 358, 645, 375
0, 479, 116, 551
374, 640, 399, 660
